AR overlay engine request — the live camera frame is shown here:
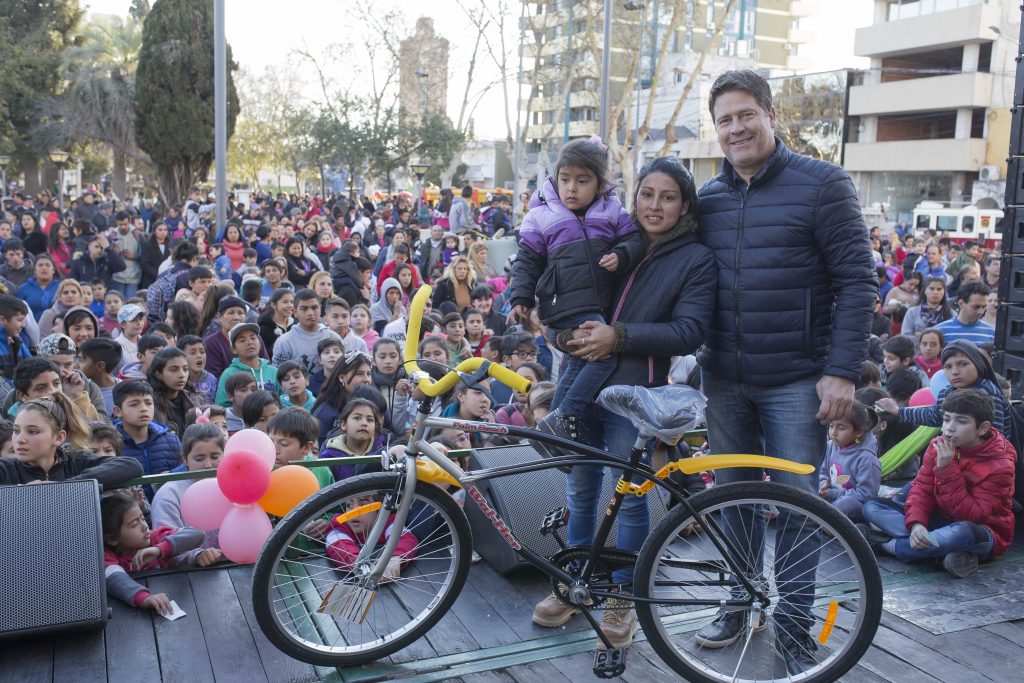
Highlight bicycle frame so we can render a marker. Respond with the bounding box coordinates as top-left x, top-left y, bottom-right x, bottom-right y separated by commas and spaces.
353, 405, 772, 609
